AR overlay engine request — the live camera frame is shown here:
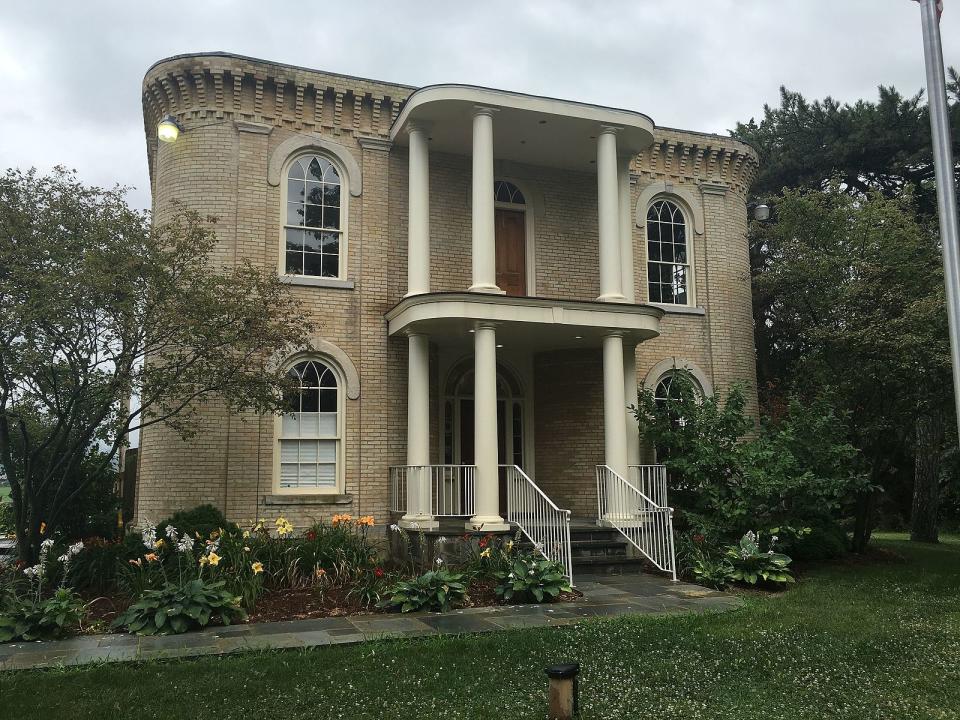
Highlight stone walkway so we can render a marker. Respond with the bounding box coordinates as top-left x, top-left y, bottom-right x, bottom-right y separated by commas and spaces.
0, 573, 739, 671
